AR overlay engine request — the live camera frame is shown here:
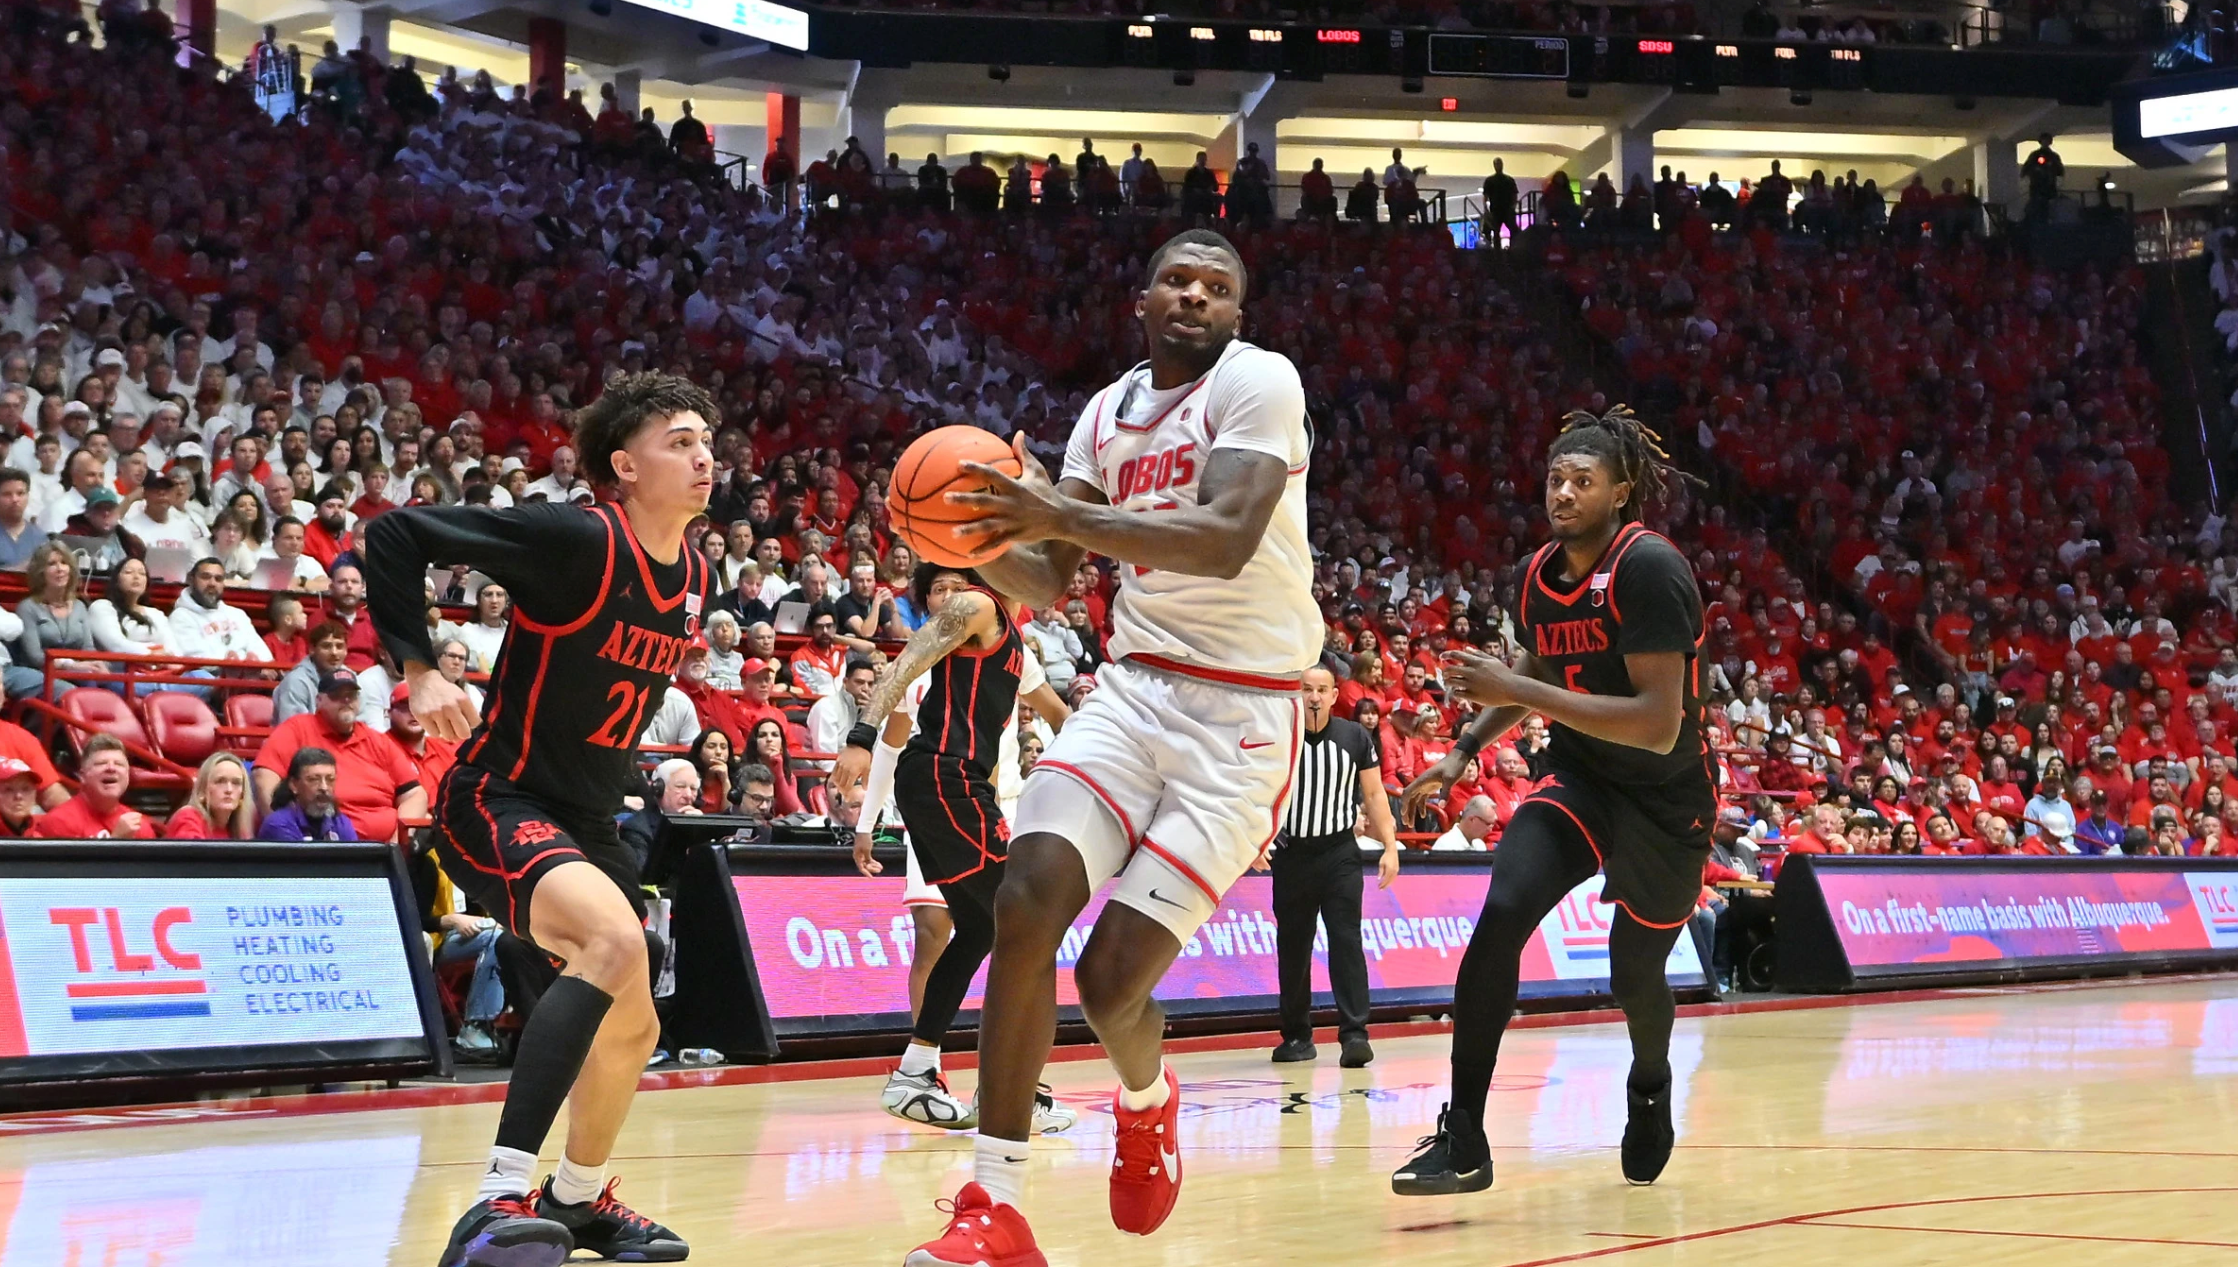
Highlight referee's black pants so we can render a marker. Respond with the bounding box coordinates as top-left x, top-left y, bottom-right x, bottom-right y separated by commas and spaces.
1271, 831, 1371, 1045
